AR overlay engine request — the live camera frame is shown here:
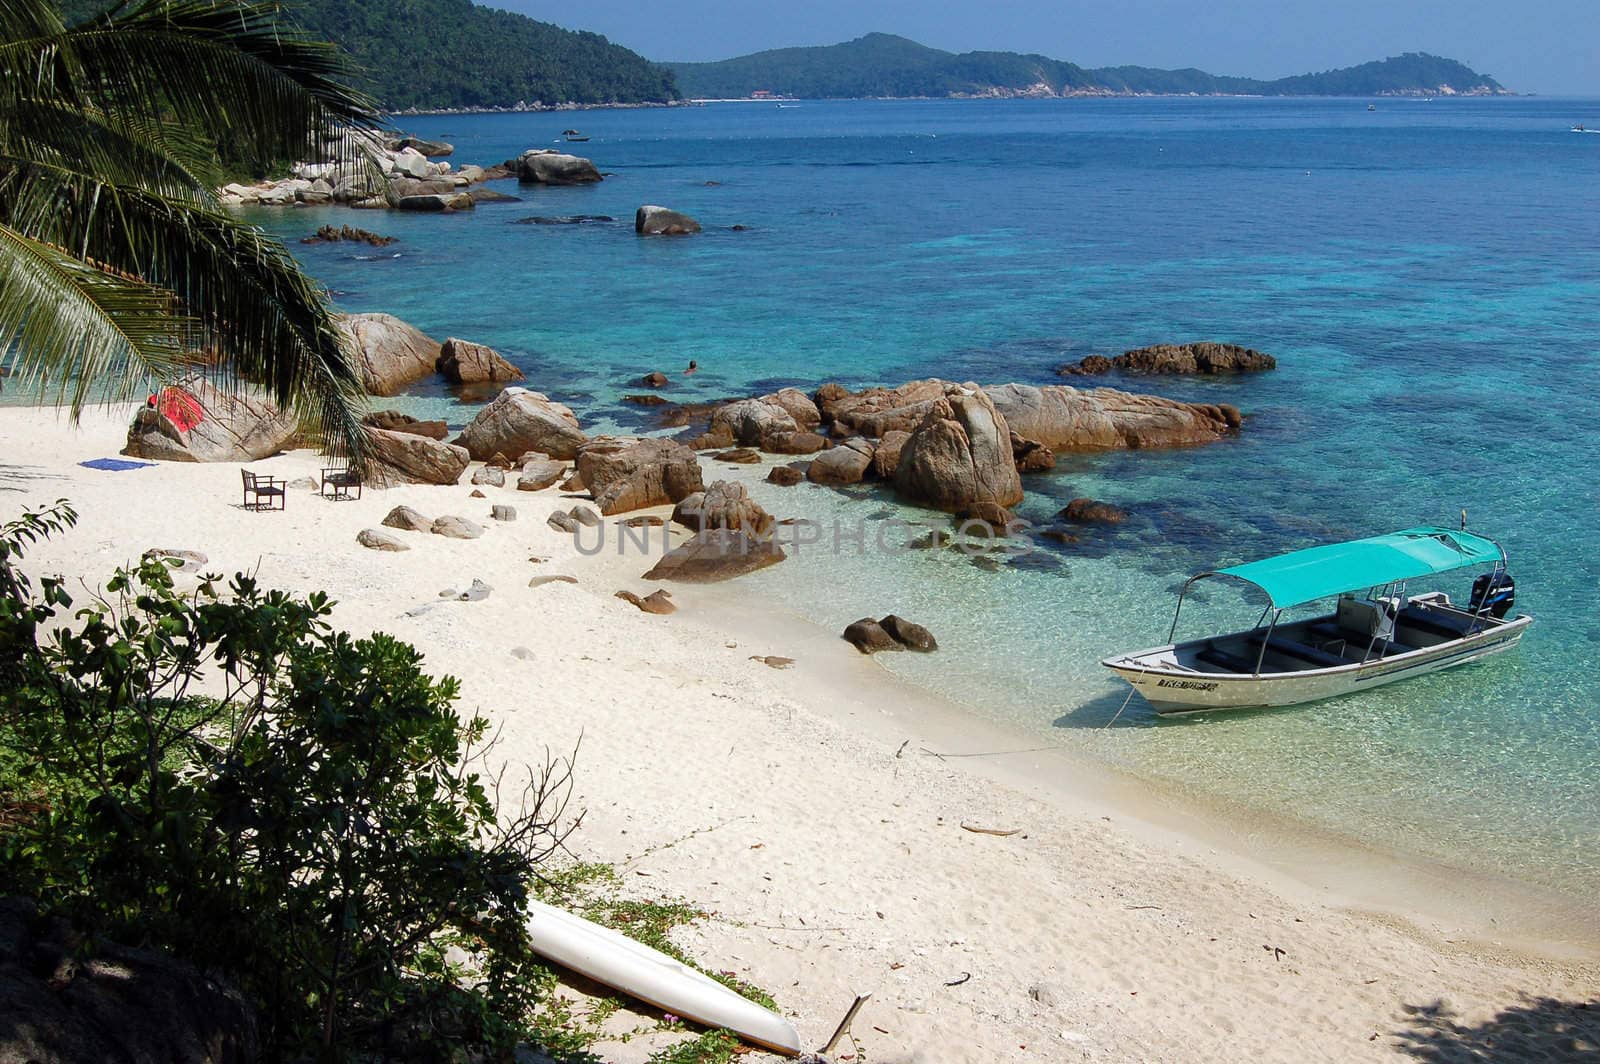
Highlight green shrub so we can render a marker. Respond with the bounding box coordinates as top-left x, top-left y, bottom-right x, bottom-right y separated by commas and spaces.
0, 501, 574, 1060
